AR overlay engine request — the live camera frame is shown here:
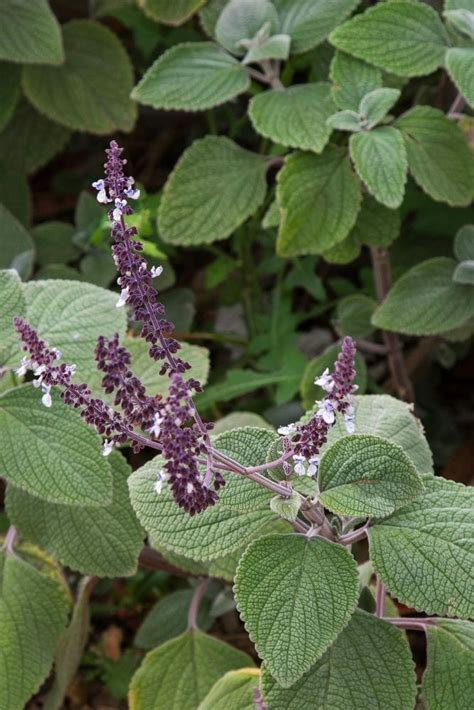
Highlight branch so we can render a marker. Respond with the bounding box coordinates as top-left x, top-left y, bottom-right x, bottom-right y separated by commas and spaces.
375, 577, 385, 617
383, 616, 436, 632
337, 522, 371, 545
188, 578, 209, 630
